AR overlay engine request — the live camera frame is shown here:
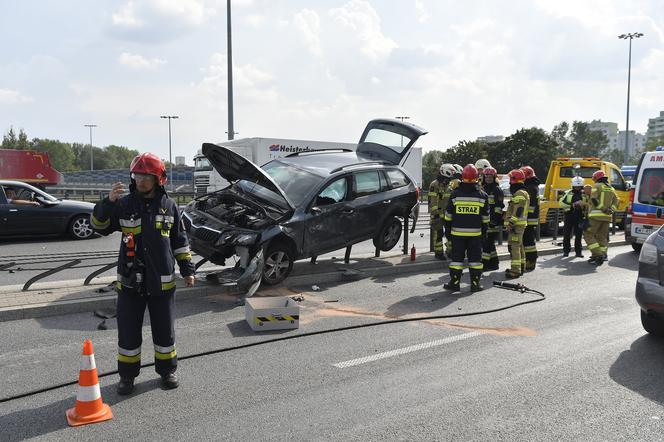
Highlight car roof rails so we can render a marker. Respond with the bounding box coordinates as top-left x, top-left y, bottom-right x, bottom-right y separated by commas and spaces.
285, 148, 353, 157
330, 161, 390, 174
